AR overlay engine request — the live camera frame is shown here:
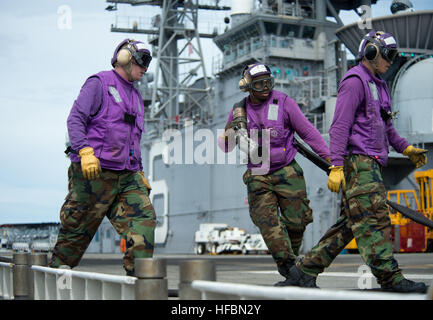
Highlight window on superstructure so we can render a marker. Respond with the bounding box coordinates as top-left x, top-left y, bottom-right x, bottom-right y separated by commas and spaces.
243, 24, 260, 38
224, 47, 234, 62
251, 37, 263, 51
280, 24, 300, 38
264, 22, 278, 35
231, 32, 246, 46
280, 39, 289, 48
302, 26, 315, 39
238, 43, 246, 56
